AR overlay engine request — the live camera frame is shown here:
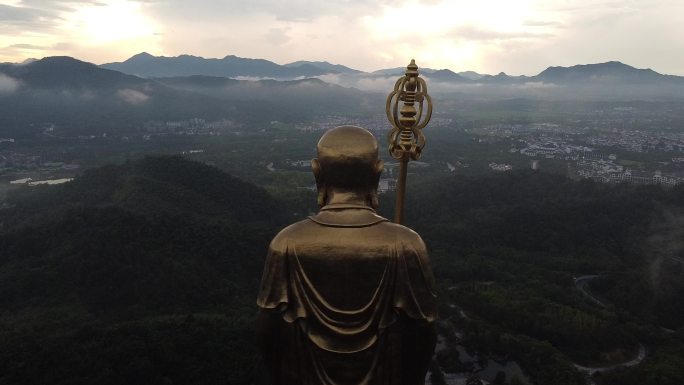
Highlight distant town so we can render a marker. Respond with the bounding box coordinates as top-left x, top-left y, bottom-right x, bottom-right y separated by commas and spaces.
2, 106, 684, 199
474, 119, 684, 186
